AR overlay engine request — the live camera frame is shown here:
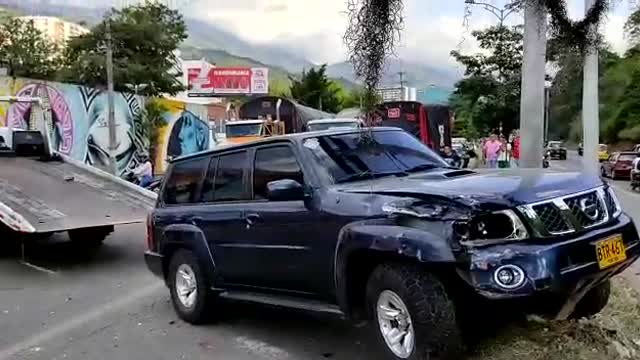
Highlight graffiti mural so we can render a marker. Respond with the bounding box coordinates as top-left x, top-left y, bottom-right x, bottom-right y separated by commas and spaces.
153, 98, 211, 173
0, 76, 209, 176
